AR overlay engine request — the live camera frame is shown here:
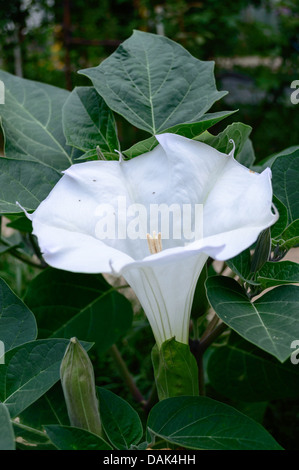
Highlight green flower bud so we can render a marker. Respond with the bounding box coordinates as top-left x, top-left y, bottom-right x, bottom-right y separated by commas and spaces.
251, 227, 271, 273
60, 337, 103, 438
151, 338, 199, 401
